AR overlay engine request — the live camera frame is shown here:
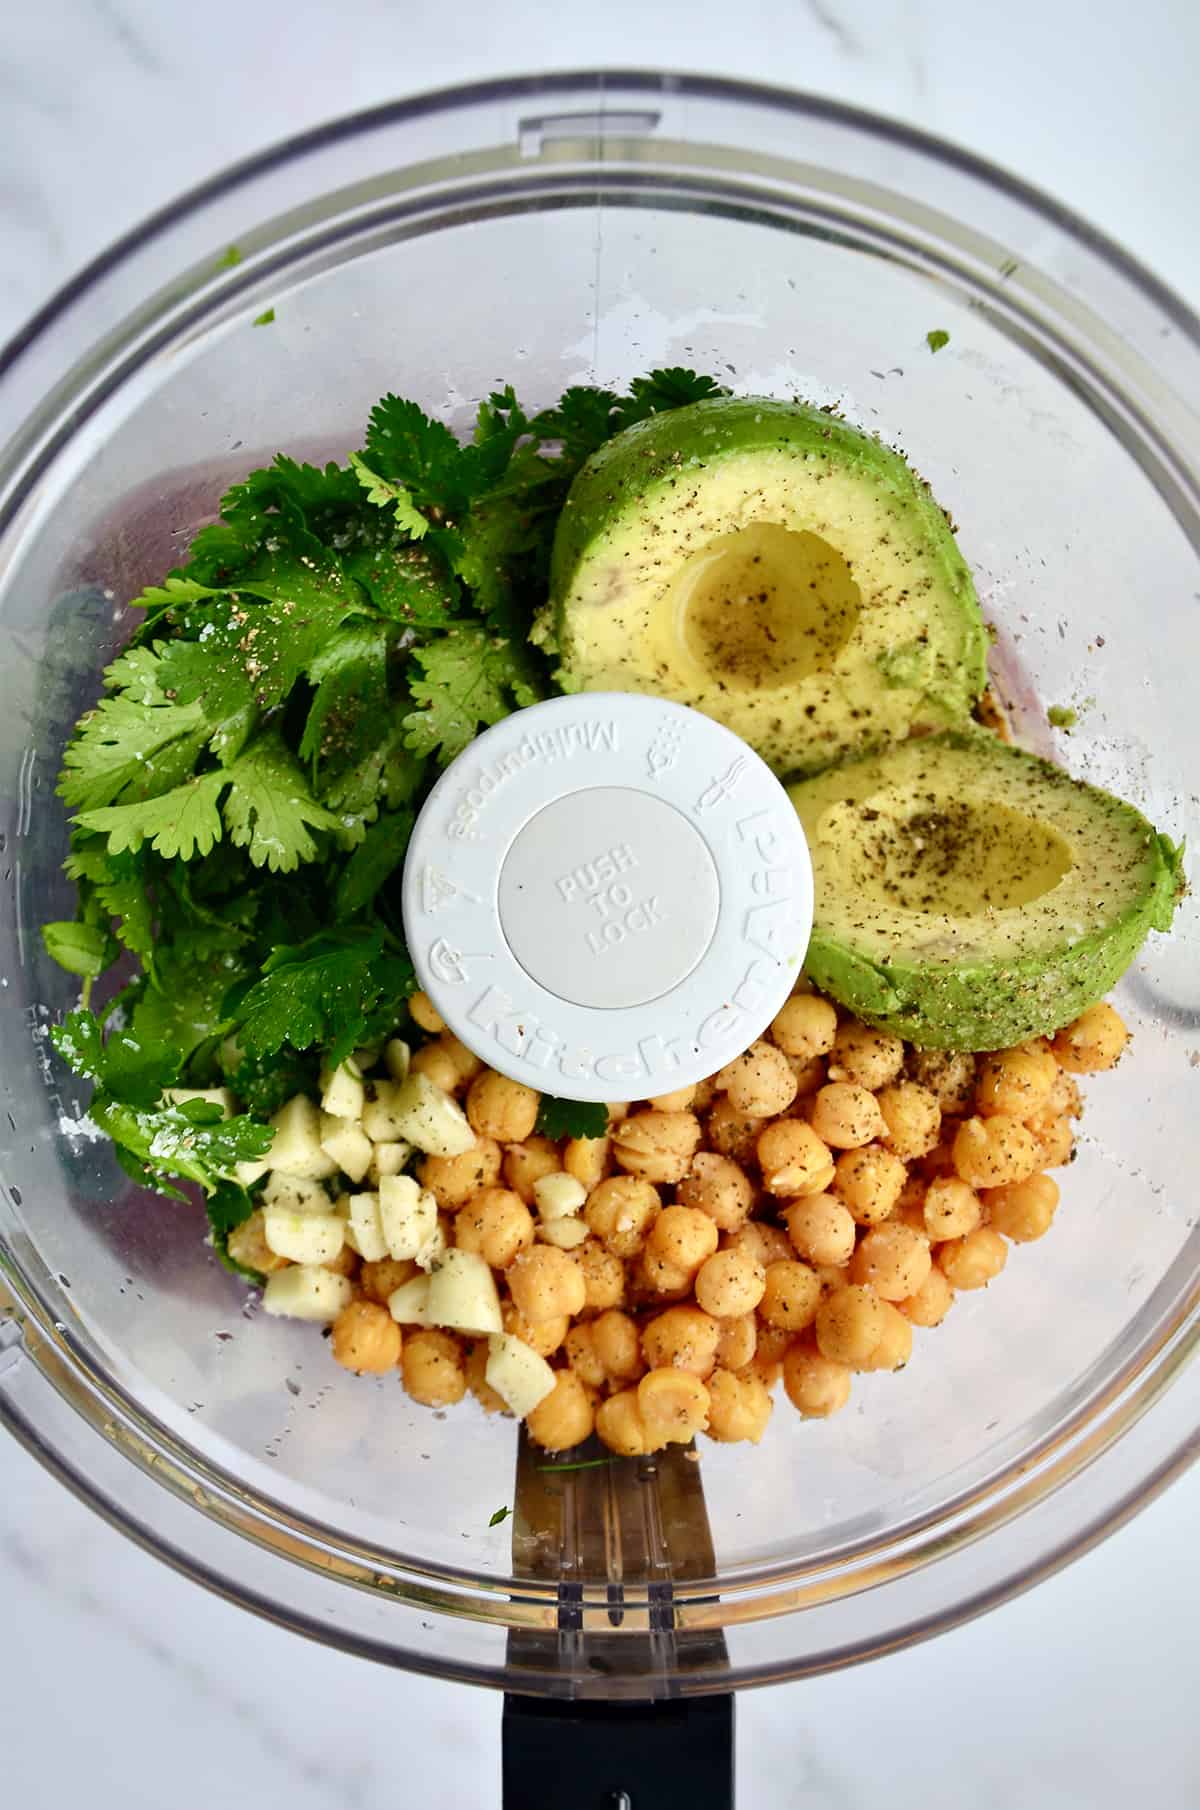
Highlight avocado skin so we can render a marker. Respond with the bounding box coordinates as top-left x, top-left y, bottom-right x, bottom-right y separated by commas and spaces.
791, 729, 1186, 1051
551, 396, 989, 773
